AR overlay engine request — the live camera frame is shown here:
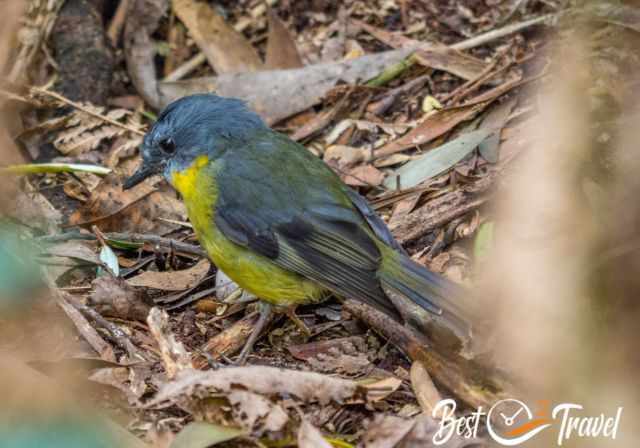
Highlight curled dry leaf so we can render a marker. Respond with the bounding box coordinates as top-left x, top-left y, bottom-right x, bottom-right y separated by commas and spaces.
298, 420, 332, 448
127, 259, 211, 291
68, 173, 185, 234
89, 276, 151, 322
